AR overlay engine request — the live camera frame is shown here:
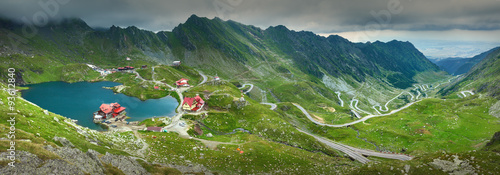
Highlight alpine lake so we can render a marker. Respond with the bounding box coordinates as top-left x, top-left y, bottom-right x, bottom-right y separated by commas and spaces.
21, 81, 178, 130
